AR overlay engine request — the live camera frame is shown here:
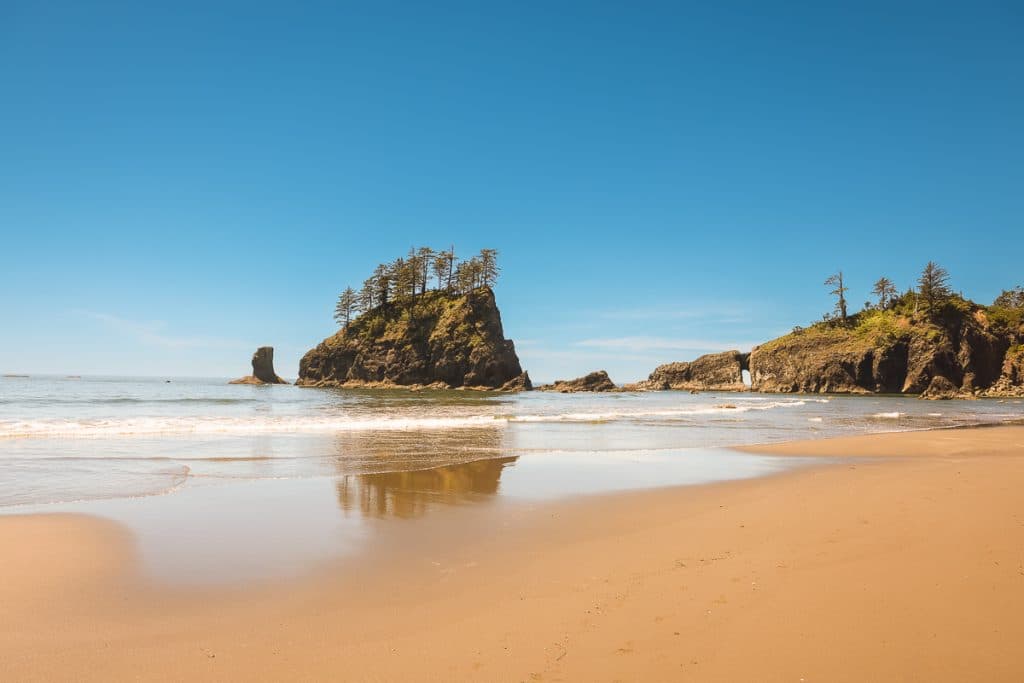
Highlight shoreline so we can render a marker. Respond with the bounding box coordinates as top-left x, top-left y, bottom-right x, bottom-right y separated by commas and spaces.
3, 425, 1024, 680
